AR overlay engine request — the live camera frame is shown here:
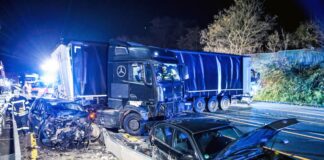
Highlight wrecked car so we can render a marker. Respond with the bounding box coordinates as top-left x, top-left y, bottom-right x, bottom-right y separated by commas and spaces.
28, 98, 97, 150
149, 113, 298, 160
